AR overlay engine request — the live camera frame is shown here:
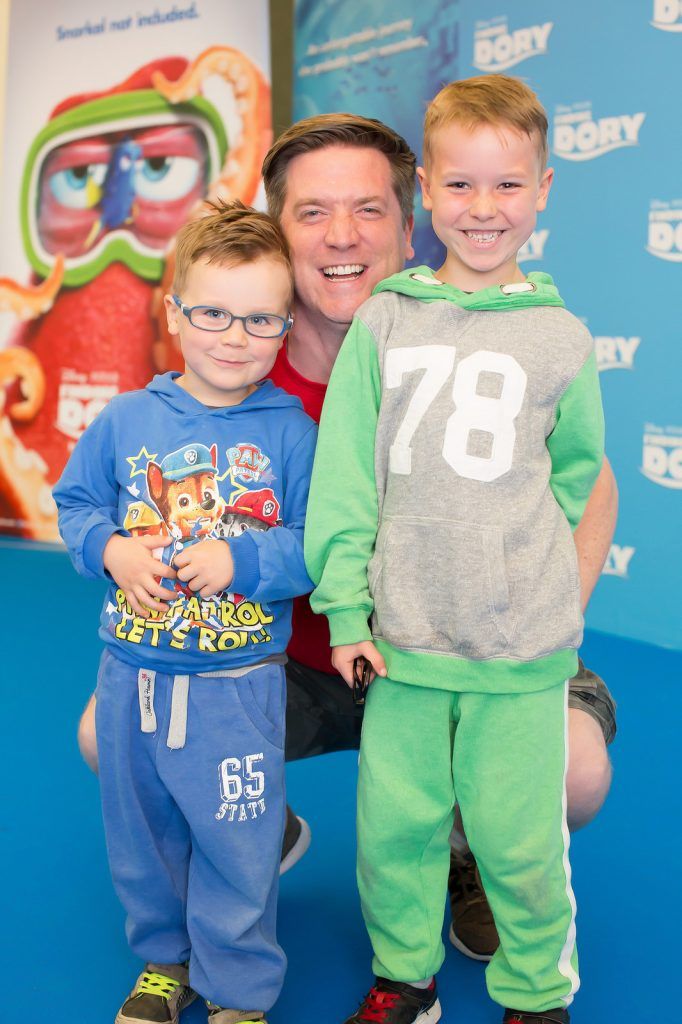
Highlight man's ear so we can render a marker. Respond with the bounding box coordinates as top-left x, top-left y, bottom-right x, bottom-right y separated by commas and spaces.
536, 166, 554, 212
163, 293, 180, 336
417, 166, 433, 212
